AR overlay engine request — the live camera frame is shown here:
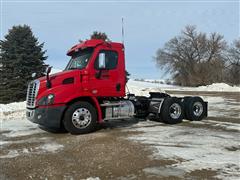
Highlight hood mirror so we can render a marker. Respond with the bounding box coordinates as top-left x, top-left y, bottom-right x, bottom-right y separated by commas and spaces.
46, 66, 52, 75
46, 66, 52, 88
